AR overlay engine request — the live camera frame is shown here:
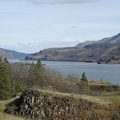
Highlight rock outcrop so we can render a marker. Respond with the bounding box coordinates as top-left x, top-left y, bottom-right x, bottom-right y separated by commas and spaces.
5, 89, 102, 120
